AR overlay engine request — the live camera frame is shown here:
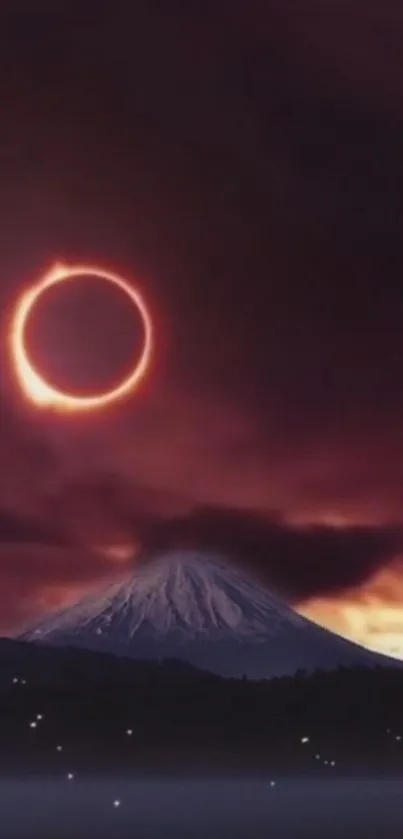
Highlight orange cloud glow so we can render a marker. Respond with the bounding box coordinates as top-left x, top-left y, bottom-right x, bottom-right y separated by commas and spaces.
298, 561, 403, 659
